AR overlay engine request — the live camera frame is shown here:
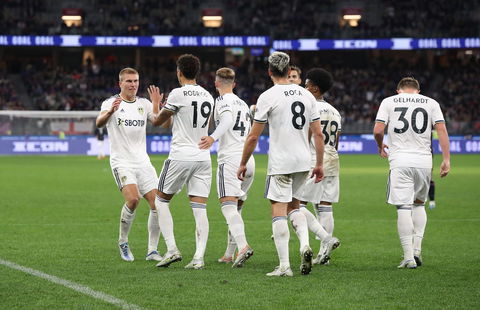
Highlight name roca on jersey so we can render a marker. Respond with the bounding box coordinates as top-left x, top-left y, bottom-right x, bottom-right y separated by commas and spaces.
116, 118, 145, 127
